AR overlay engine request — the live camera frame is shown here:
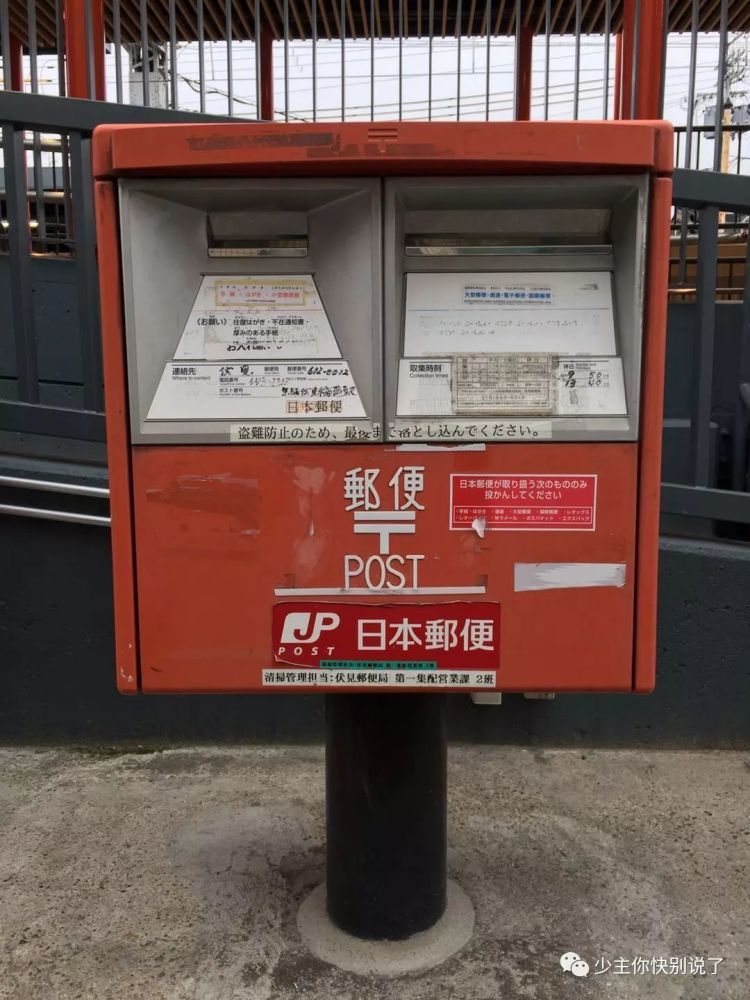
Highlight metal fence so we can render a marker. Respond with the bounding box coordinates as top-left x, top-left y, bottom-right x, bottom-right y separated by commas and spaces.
0, 91, 229, 445
663, 168, 750, 525
2, 0, 667, 118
